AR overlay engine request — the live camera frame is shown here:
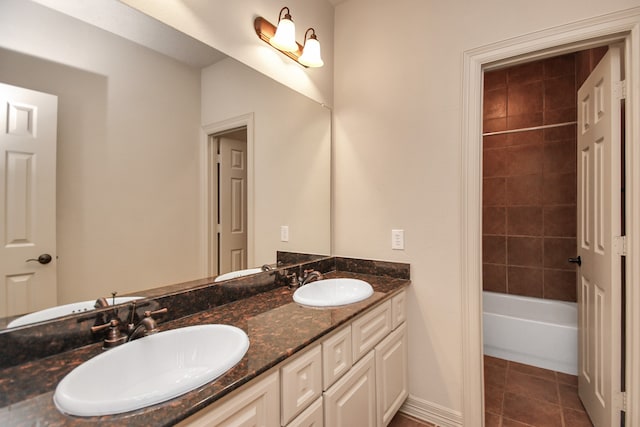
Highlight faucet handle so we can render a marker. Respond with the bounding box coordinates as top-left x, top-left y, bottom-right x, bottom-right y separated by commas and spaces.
90, 318, 119, 334
144, 307, 168, 318
91, 319, 126, 349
